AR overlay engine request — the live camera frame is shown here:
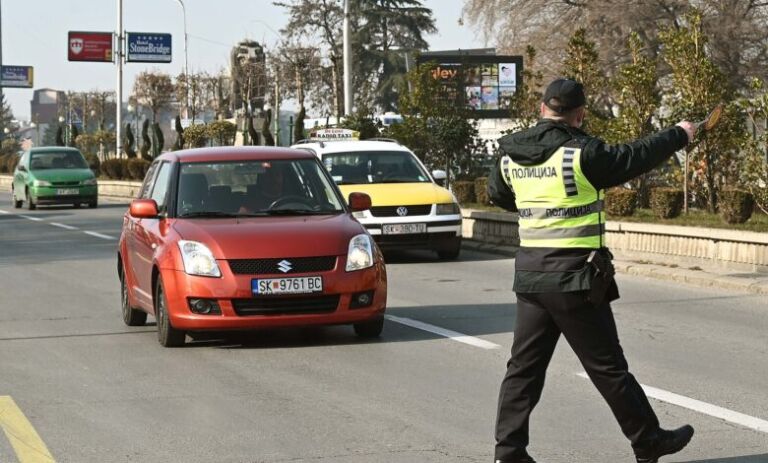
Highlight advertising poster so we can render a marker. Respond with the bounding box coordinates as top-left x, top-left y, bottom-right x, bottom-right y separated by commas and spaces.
68, 31, 113, 62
